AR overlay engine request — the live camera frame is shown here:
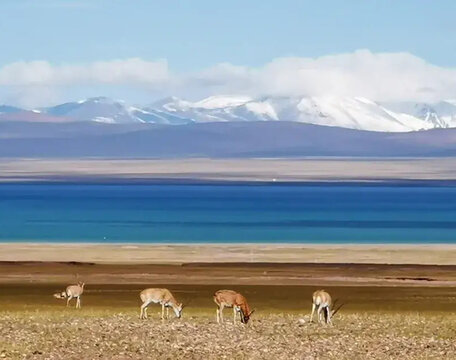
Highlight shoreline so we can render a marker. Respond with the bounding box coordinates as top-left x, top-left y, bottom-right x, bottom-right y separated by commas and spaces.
3, 178, 456, 186
2, 242, 456, 247
2, 158, 456, 183
1, 243, 456, 265
2, 242, 456, 287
